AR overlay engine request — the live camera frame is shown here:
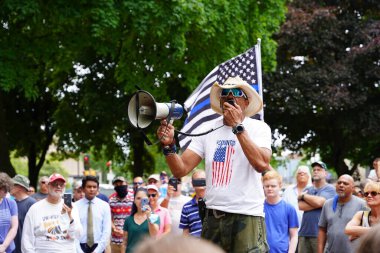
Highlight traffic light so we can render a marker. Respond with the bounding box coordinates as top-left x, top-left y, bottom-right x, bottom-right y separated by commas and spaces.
84, 168, 96, 176
84, 154, 90, 170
